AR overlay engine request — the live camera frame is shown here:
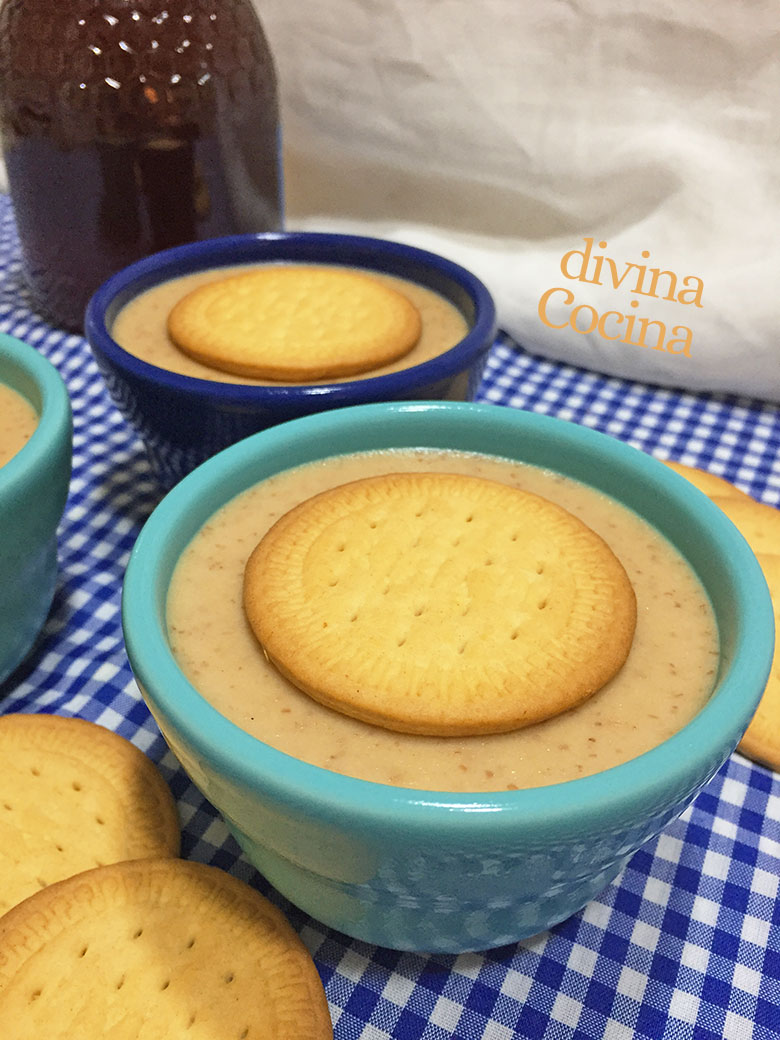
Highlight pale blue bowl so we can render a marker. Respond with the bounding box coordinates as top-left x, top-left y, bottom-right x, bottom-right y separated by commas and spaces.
122, 401, 774, 952
0, 333, 72, 685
